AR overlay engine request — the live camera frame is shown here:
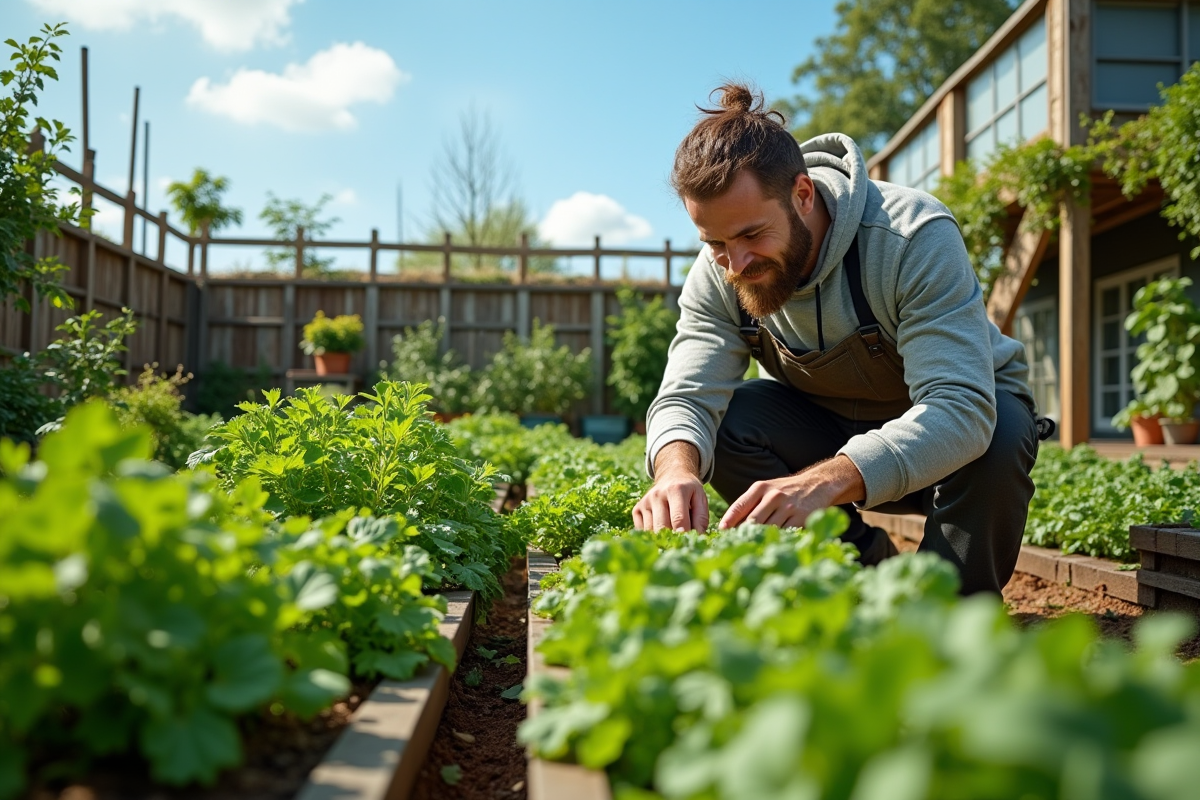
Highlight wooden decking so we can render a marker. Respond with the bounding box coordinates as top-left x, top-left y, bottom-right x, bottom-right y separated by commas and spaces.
1086, 441, 1200, 470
